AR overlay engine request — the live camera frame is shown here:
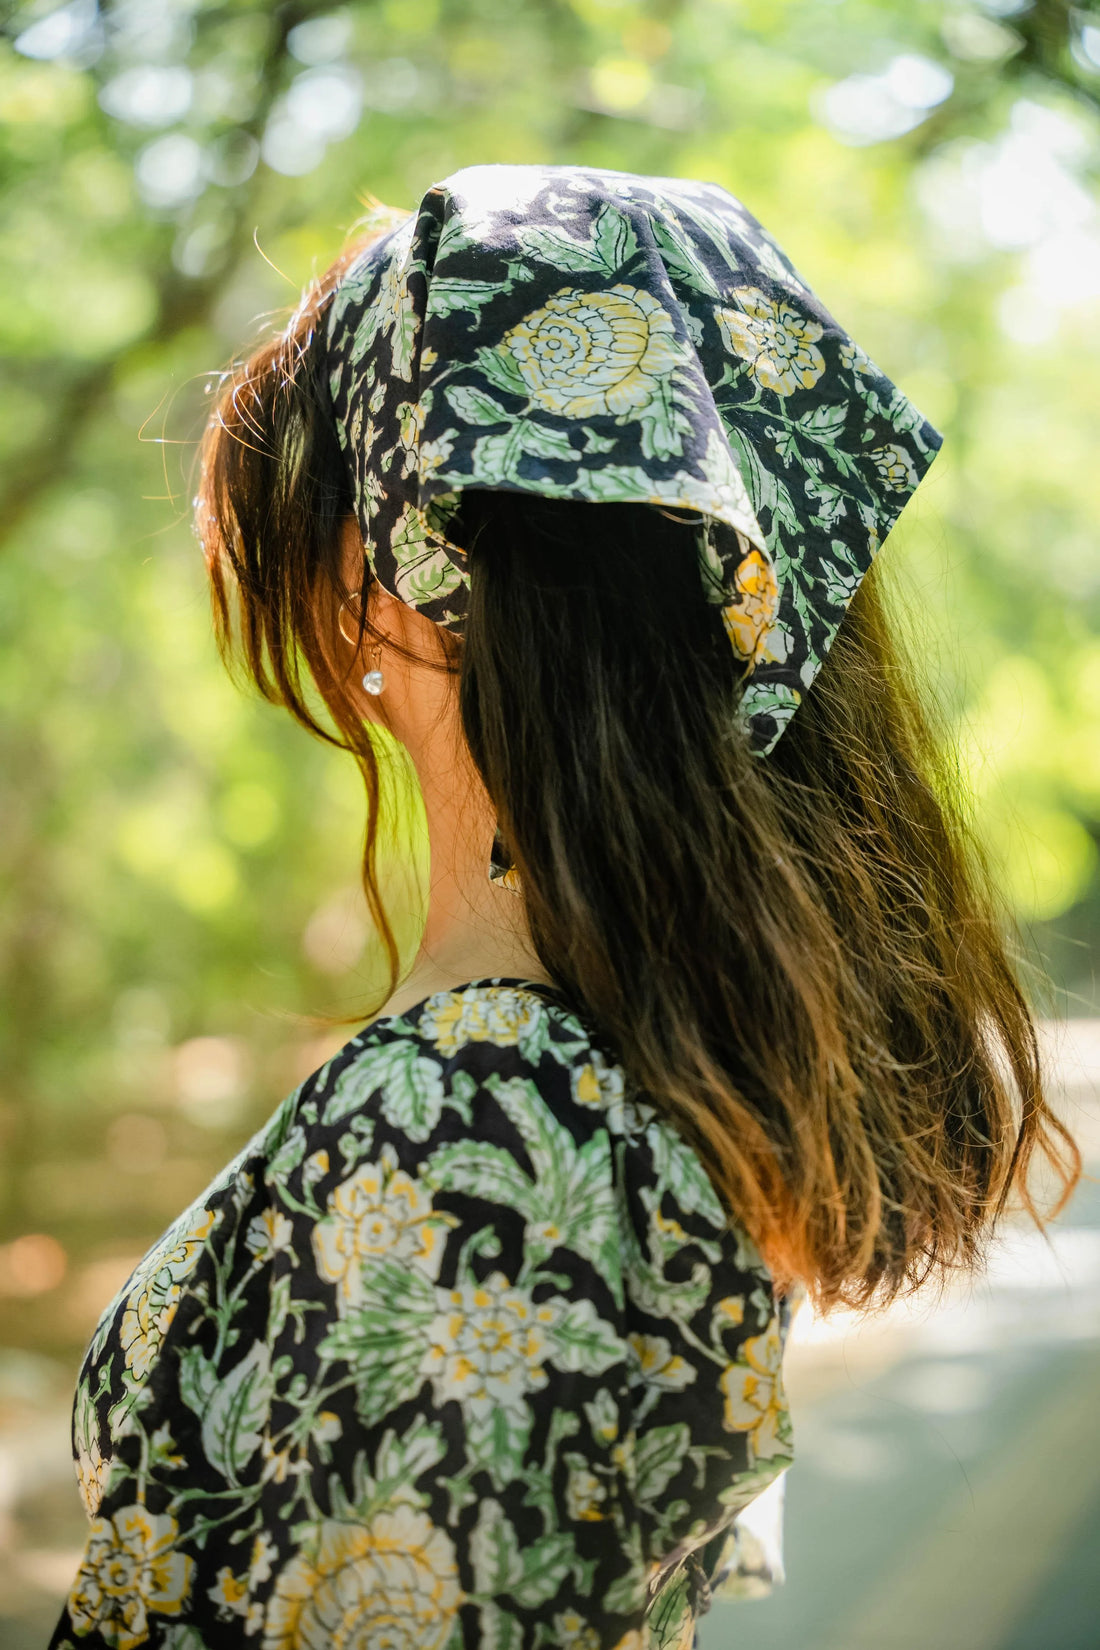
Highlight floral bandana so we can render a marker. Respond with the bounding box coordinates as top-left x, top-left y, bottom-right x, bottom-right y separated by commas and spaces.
323, 164, 941, 877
